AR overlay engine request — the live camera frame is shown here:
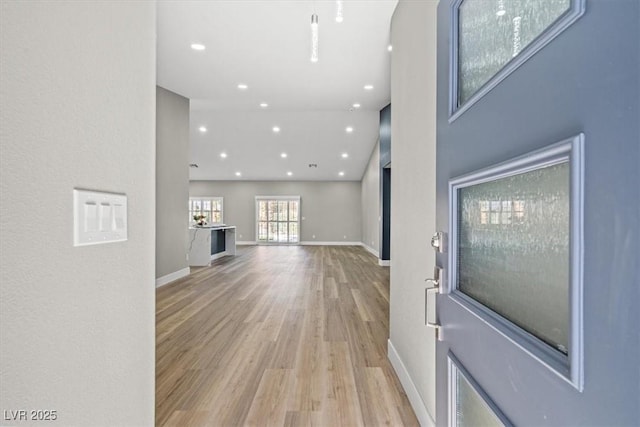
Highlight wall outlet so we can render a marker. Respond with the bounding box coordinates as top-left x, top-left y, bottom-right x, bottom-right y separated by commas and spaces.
343, 235, 347, 239
312, 234, 316, 239
239, 234, 243, 238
